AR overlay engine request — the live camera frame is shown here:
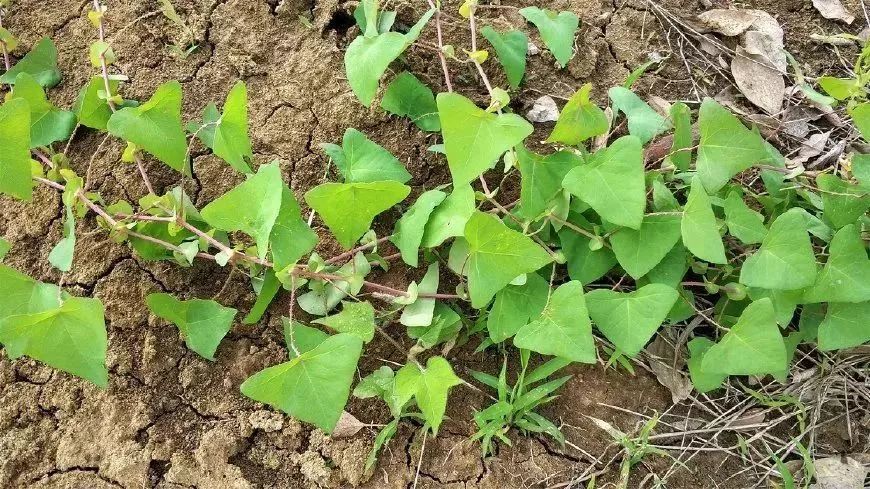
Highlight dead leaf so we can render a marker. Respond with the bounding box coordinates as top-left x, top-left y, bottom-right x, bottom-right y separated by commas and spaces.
812, 0, 855, 24
526, 95, 558, 123
793, 131, 831, 165
646, 335, 693, 404
811, 456, 868, 489
330, 411, 366, 438
697, 9, 759, 36
732, 45, 785, 114
725, 408, 766, 430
